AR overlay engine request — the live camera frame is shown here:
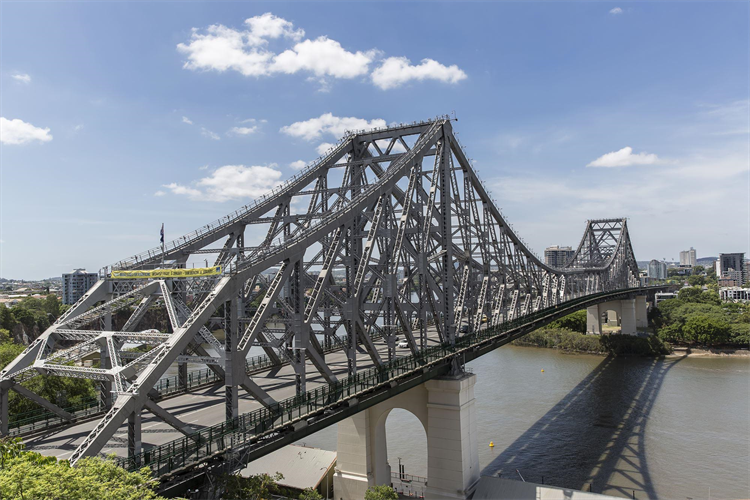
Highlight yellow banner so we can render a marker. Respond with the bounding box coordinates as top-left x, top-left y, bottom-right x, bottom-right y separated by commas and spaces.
111, 266, 222, 279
